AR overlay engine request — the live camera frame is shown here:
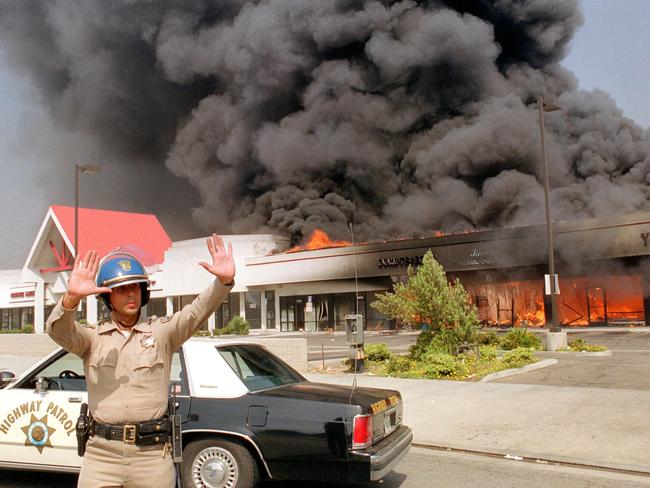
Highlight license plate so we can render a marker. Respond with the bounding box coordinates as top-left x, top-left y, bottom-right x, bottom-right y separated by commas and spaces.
384, 410, 396, 435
